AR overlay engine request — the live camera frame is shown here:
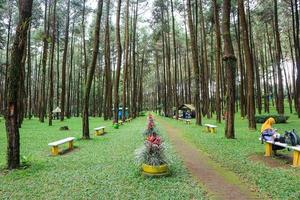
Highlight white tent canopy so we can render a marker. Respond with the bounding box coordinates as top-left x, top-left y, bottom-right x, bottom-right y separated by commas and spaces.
52, 107, 61, 113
